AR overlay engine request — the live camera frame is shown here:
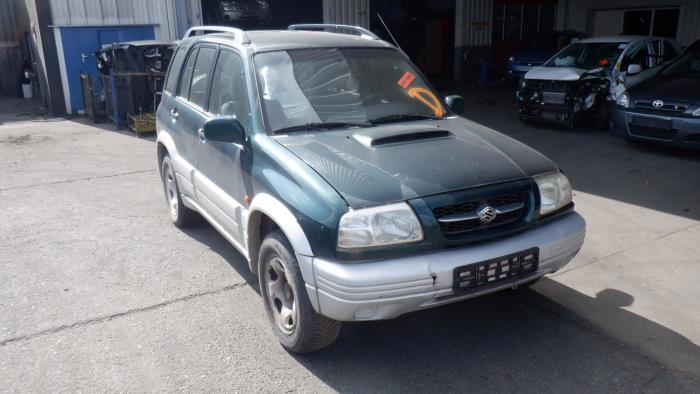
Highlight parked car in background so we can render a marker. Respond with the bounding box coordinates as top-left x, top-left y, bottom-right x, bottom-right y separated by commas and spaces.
506, 30, 586, 81
517, 36, 681, 128
157, 25, 586, 353
218, 0, 270, 24
611, 40, 700, 148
